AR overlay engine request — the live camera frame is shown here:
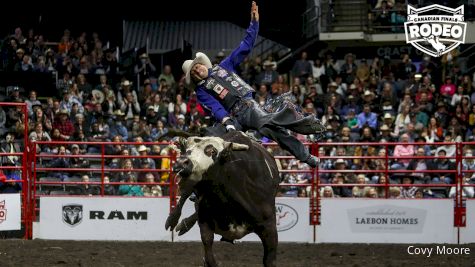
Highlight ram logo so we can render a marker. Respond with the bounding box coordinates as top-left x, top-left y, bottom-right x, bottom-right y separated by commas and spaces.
62, 204, 83, 226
